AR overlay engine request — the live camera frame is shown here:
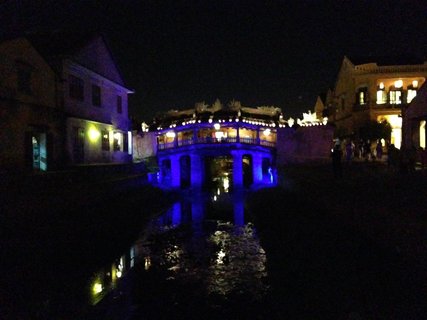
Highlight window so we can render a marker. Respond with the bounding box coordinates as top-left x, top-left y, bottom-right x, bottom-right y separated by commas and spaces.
102, 130, 110, 151
123, 132, 128, 152
357, 87, 368, 105
113, 132, 121, 151
16, 62, 32, 95
407, 84, 417, 103
69, 75, 84, 101
376, 82, 386, 104
117, 96, 122, 114
376, 90, 387, 104
389, 89, 402, 104
92, 84, 101, 106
